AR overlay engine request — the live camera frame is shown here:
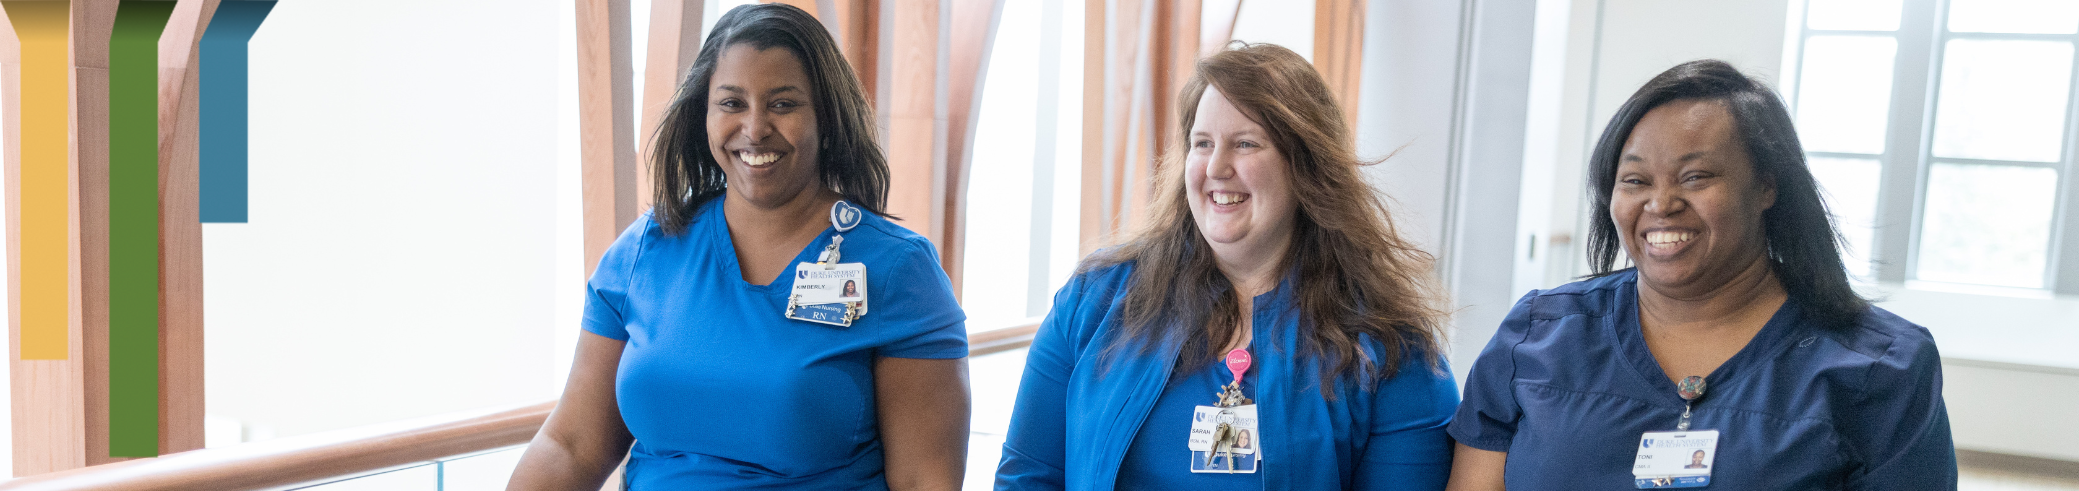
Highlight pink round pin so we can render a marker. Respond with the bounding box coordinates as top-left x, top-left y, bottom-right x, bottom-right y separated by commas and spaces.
1224, 349, 1252, 383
